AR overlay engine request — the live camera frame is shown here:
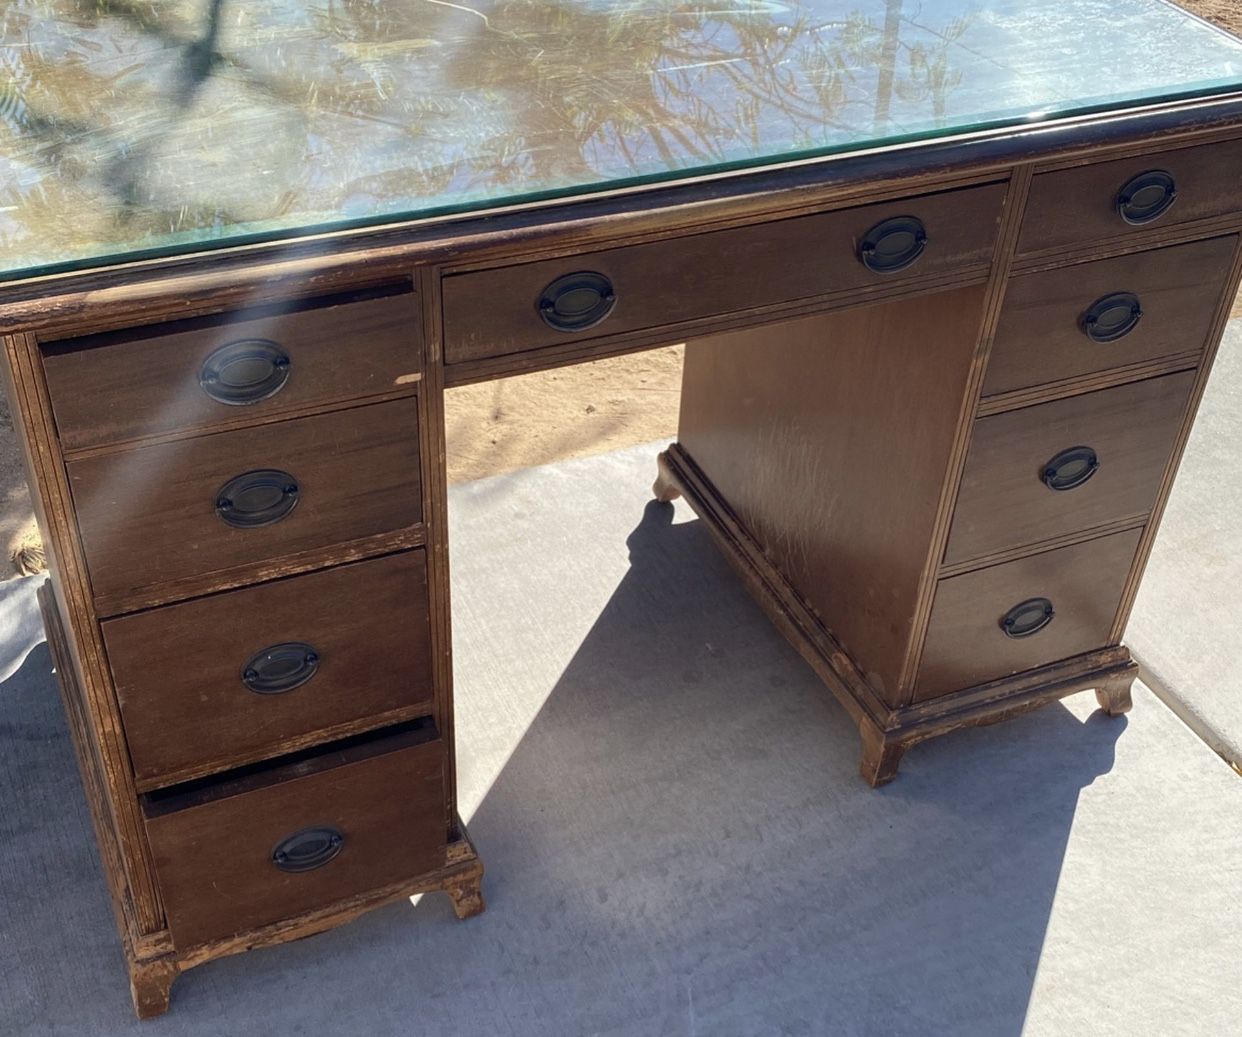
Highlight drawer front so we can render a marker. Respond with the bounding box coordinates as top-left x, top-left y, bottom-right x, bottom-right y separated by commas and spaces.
45, 292, 422, 452
1018, 137, 1242, 256
916, 528, 1143, 701
70, 398, 422, 604
143, 723, 447, 950
985, 235, 1237, 397
945, 372, 1194, 566
105, 551, 434, 788
443, 183, 1006, 365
